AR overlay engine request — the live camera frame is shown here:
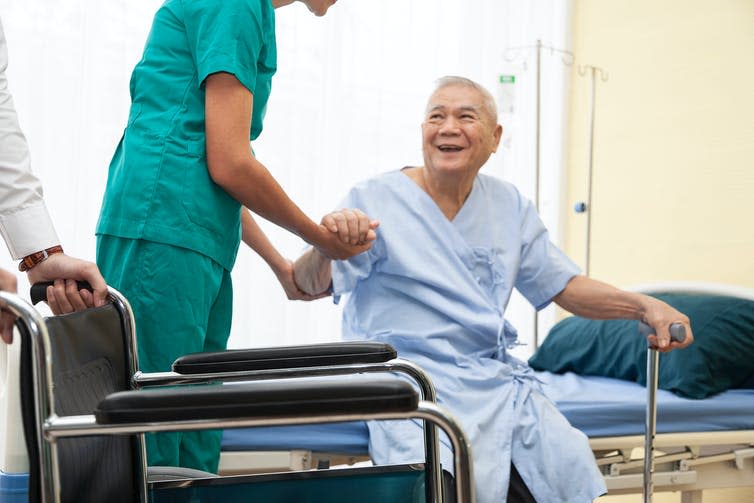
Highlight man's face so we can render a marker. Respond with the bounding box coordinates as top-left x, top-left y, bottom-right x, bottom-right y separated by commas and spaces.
421, 85, 502, 176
